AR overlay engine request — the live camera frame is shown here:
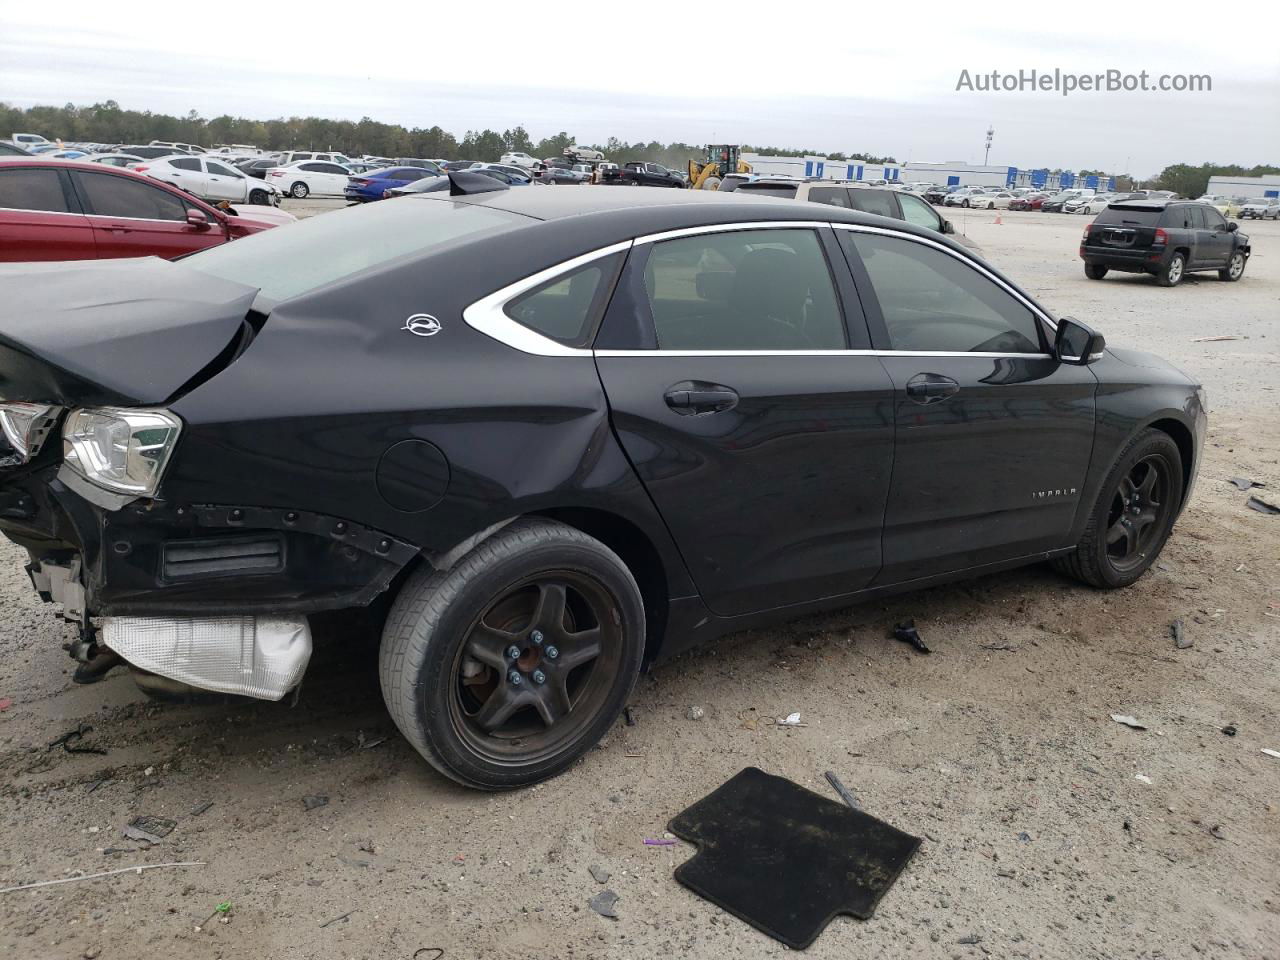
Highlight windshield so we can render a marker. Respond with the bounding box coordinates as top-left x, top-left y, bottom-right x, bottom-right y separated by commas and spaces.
183, 198, 529, 304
